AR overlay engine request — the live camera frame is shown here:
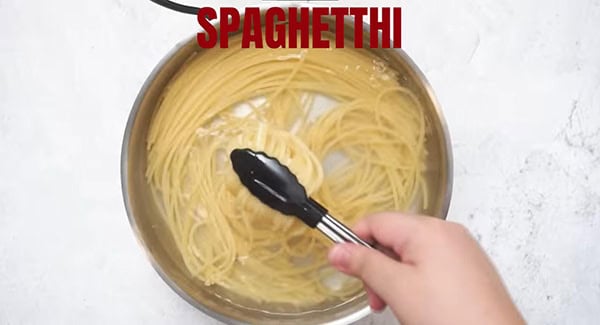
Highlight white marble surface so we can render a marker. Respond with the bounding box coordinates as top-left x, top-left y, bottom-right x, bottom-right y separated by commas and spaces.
1, 0, 599, 324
